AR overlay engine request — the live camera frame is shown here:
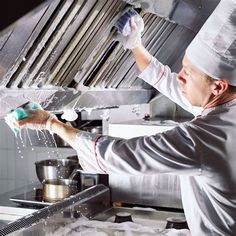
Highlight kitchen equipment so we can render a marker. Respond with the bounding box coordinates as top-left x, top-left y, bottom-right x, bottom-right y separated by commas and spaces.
66, 155, 79, 162
9, 172, 109, 207
3, 185, 187, 236
10, 188, 53, 207
35, 158, 80, 183
42, 179, 79, 202
0, 0, 220, 117
114, 212, 133, 223
165, 216, 188, 229
79, 171, 109, 191
1, 185, 110, 236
